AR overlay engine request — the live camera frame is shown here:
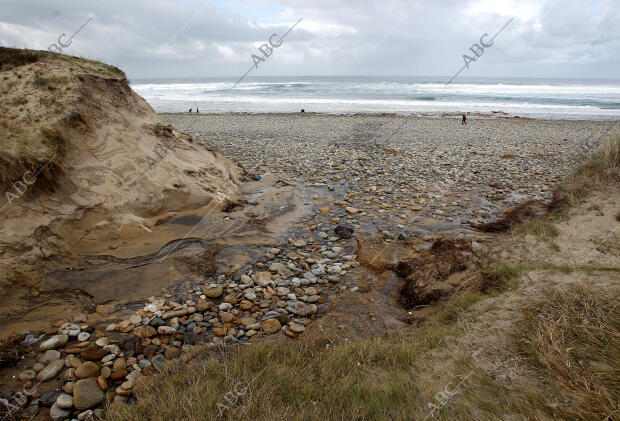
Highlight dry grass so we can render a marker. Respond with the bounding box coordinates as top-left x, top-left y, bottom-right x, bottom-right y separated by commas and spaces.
107, 325, 463, 421
107, 284, 619, 421
513, 218, 559, 239
515, 285, 620, 420
551, 134, 620, 210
